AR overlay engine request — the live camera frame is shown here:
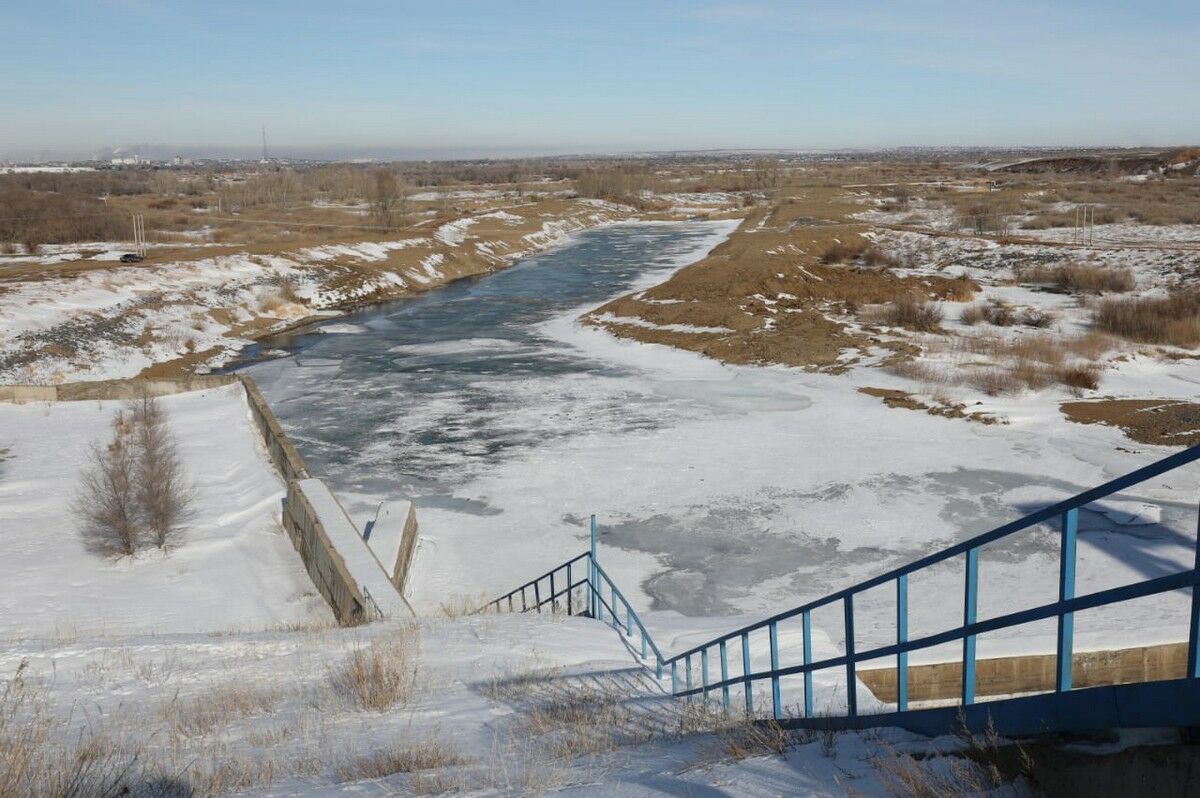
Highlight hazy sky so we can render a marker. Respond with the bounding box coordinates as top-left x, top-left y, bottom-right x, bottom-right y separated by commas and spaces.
4, 1, 1198, 159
